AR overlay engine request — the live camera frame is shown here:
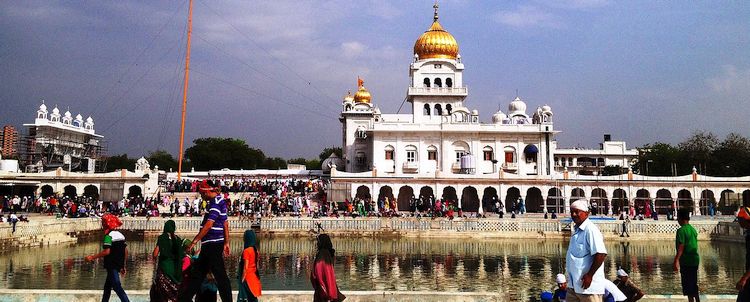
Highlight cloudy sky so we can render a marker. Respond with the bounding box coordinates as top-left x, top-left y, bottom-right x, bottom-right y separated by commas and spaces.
1, 1, 748, 159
